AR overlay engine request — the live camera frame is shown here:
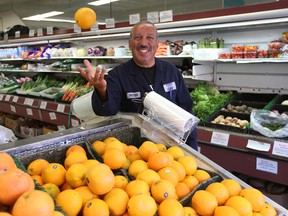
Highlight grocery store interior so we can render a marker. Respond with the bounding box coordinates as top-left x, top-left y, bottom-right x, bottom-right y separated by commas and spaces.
0, 0, 287, 215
